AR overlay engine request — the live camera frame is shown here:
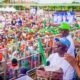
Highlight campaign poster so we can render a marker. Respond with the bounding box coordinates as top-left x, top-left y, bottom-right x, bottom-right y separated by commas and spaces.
53, 11, 76, 24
